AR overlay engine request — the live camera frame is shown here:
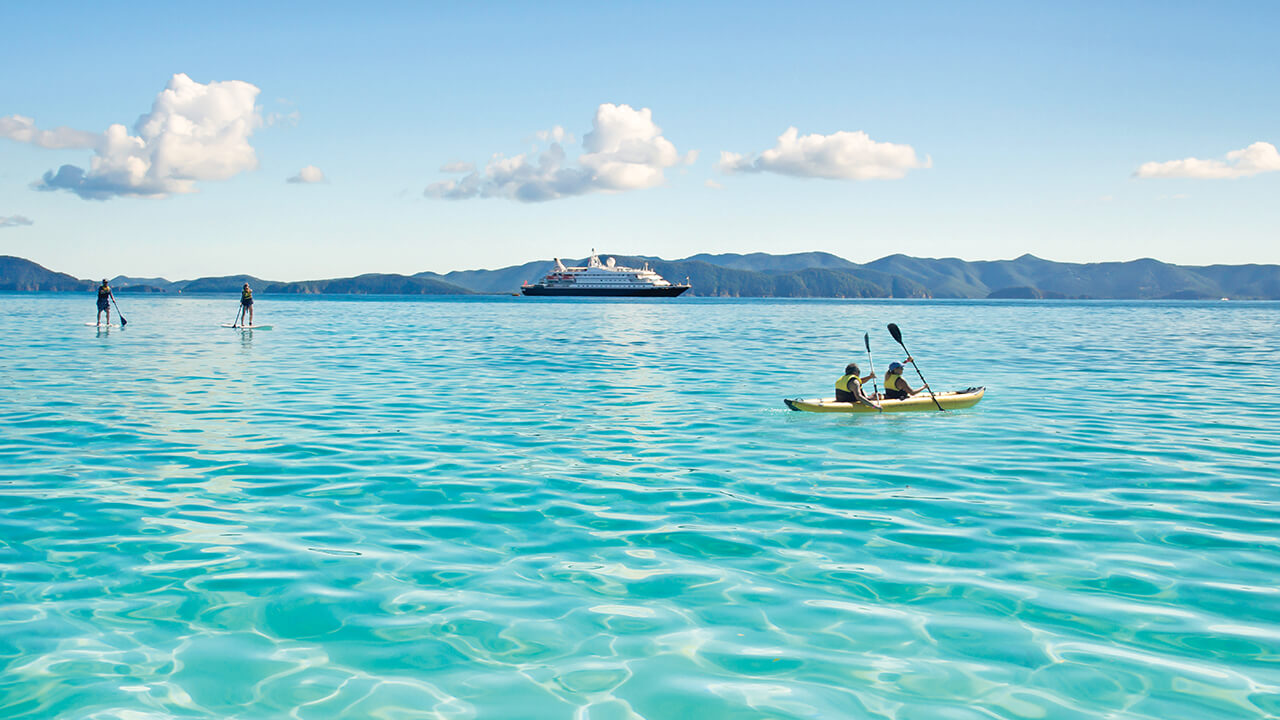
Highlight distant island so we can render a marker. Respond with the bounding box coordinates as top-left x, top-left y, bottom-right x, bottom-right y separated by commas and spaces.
3, 252, 1278, 300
